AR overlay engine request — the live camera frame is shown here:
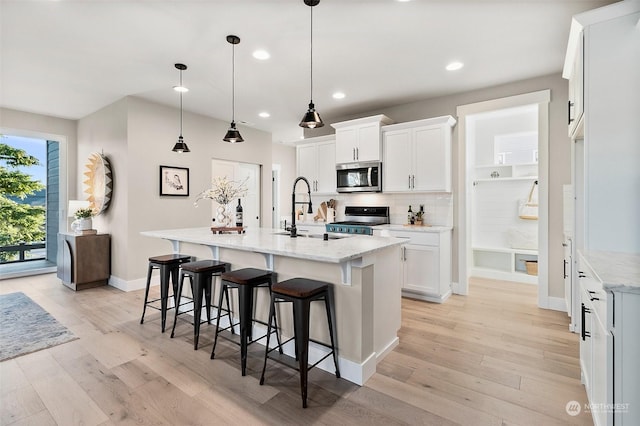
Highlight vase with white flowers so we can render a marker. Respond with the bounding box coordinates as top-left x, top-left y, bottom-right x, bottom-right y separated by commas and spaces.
194, 176, 248, 227
72, 207, 94, 233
